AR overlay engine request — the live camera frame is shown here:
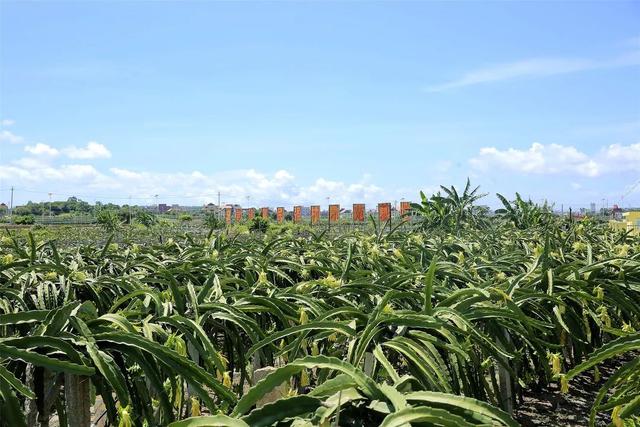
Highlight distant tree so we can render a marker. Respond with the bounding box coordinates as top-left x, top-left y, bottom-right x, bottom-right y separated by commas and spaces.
96, 209, 122, 233
204, 212, 222, 230
14, 215, 35, 225
135, 211, 157, 228
179, 213, 193, 222
249, 216, 269, 233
